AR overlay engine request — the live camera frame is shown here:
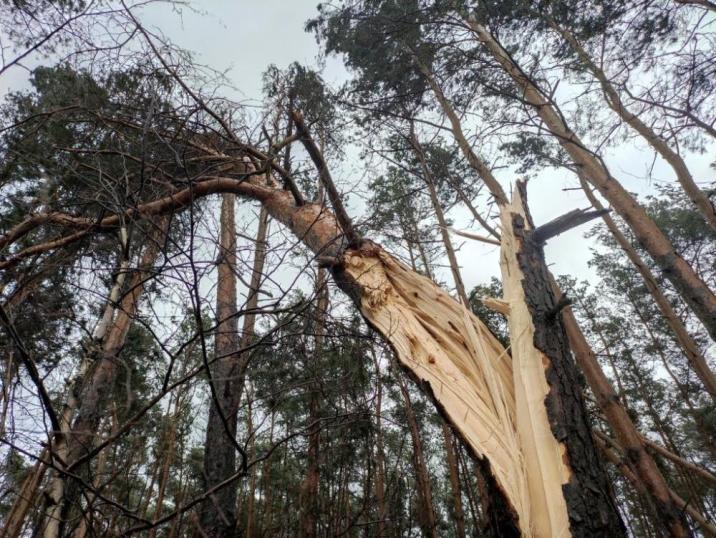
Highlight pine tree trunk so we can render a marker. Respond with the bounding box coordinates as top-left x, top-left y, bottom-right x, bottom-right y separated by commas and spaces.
201, 203, 269, 537
396, 373, 438, 538
41, 224, 157, 538
201, 193, 242, 537
498, 184, 625, 537
467, 19, 716, 343
551, 20, 716, 232
410, 129, 469, 305
148, 394, 181, 538
245, 397, 258, 538
298, 269, 328, 538
577, 176, 716, 398
1, 449, 48, 538
39, 243, 131, 538
555, 286, 693, 536
71, 417, 111, 538
371, 351, 389, 538
441, 422, 467, 538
